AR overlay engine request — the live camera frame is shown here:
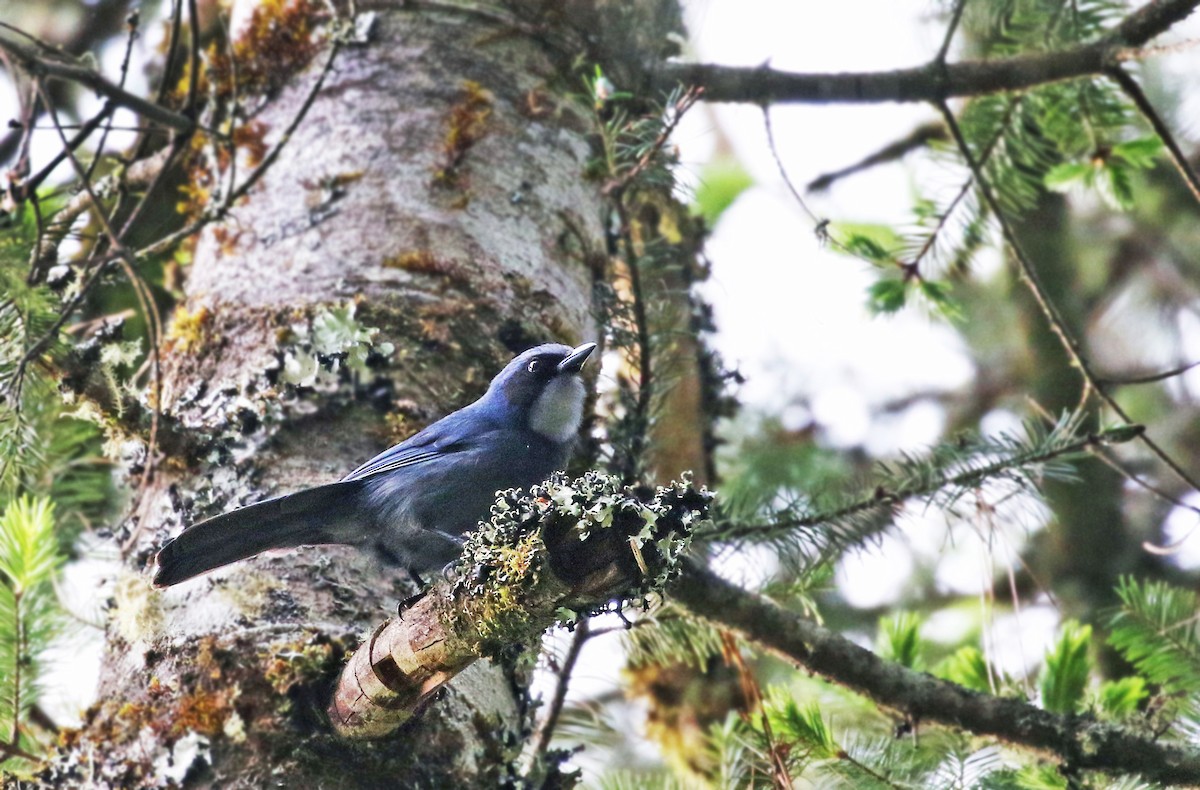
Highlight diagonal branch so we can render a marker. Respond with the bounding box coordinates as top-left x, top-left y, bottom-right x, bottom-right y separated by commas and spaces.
0, 28, 194, 133
807, 122, 947, 192
328, 475, 707, 740
1107, 65, 1200, 205
671, 560, 1200, 785
656, 0, 1199, 105
936, 100, 1200, 497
